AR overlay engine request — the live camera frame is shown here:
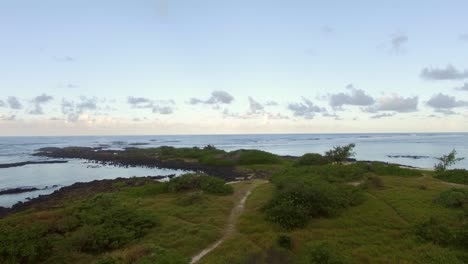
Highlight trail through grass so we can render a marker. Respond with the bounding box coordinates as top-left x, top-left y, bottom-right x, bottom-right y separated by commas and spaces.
191, 180, 267, 263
